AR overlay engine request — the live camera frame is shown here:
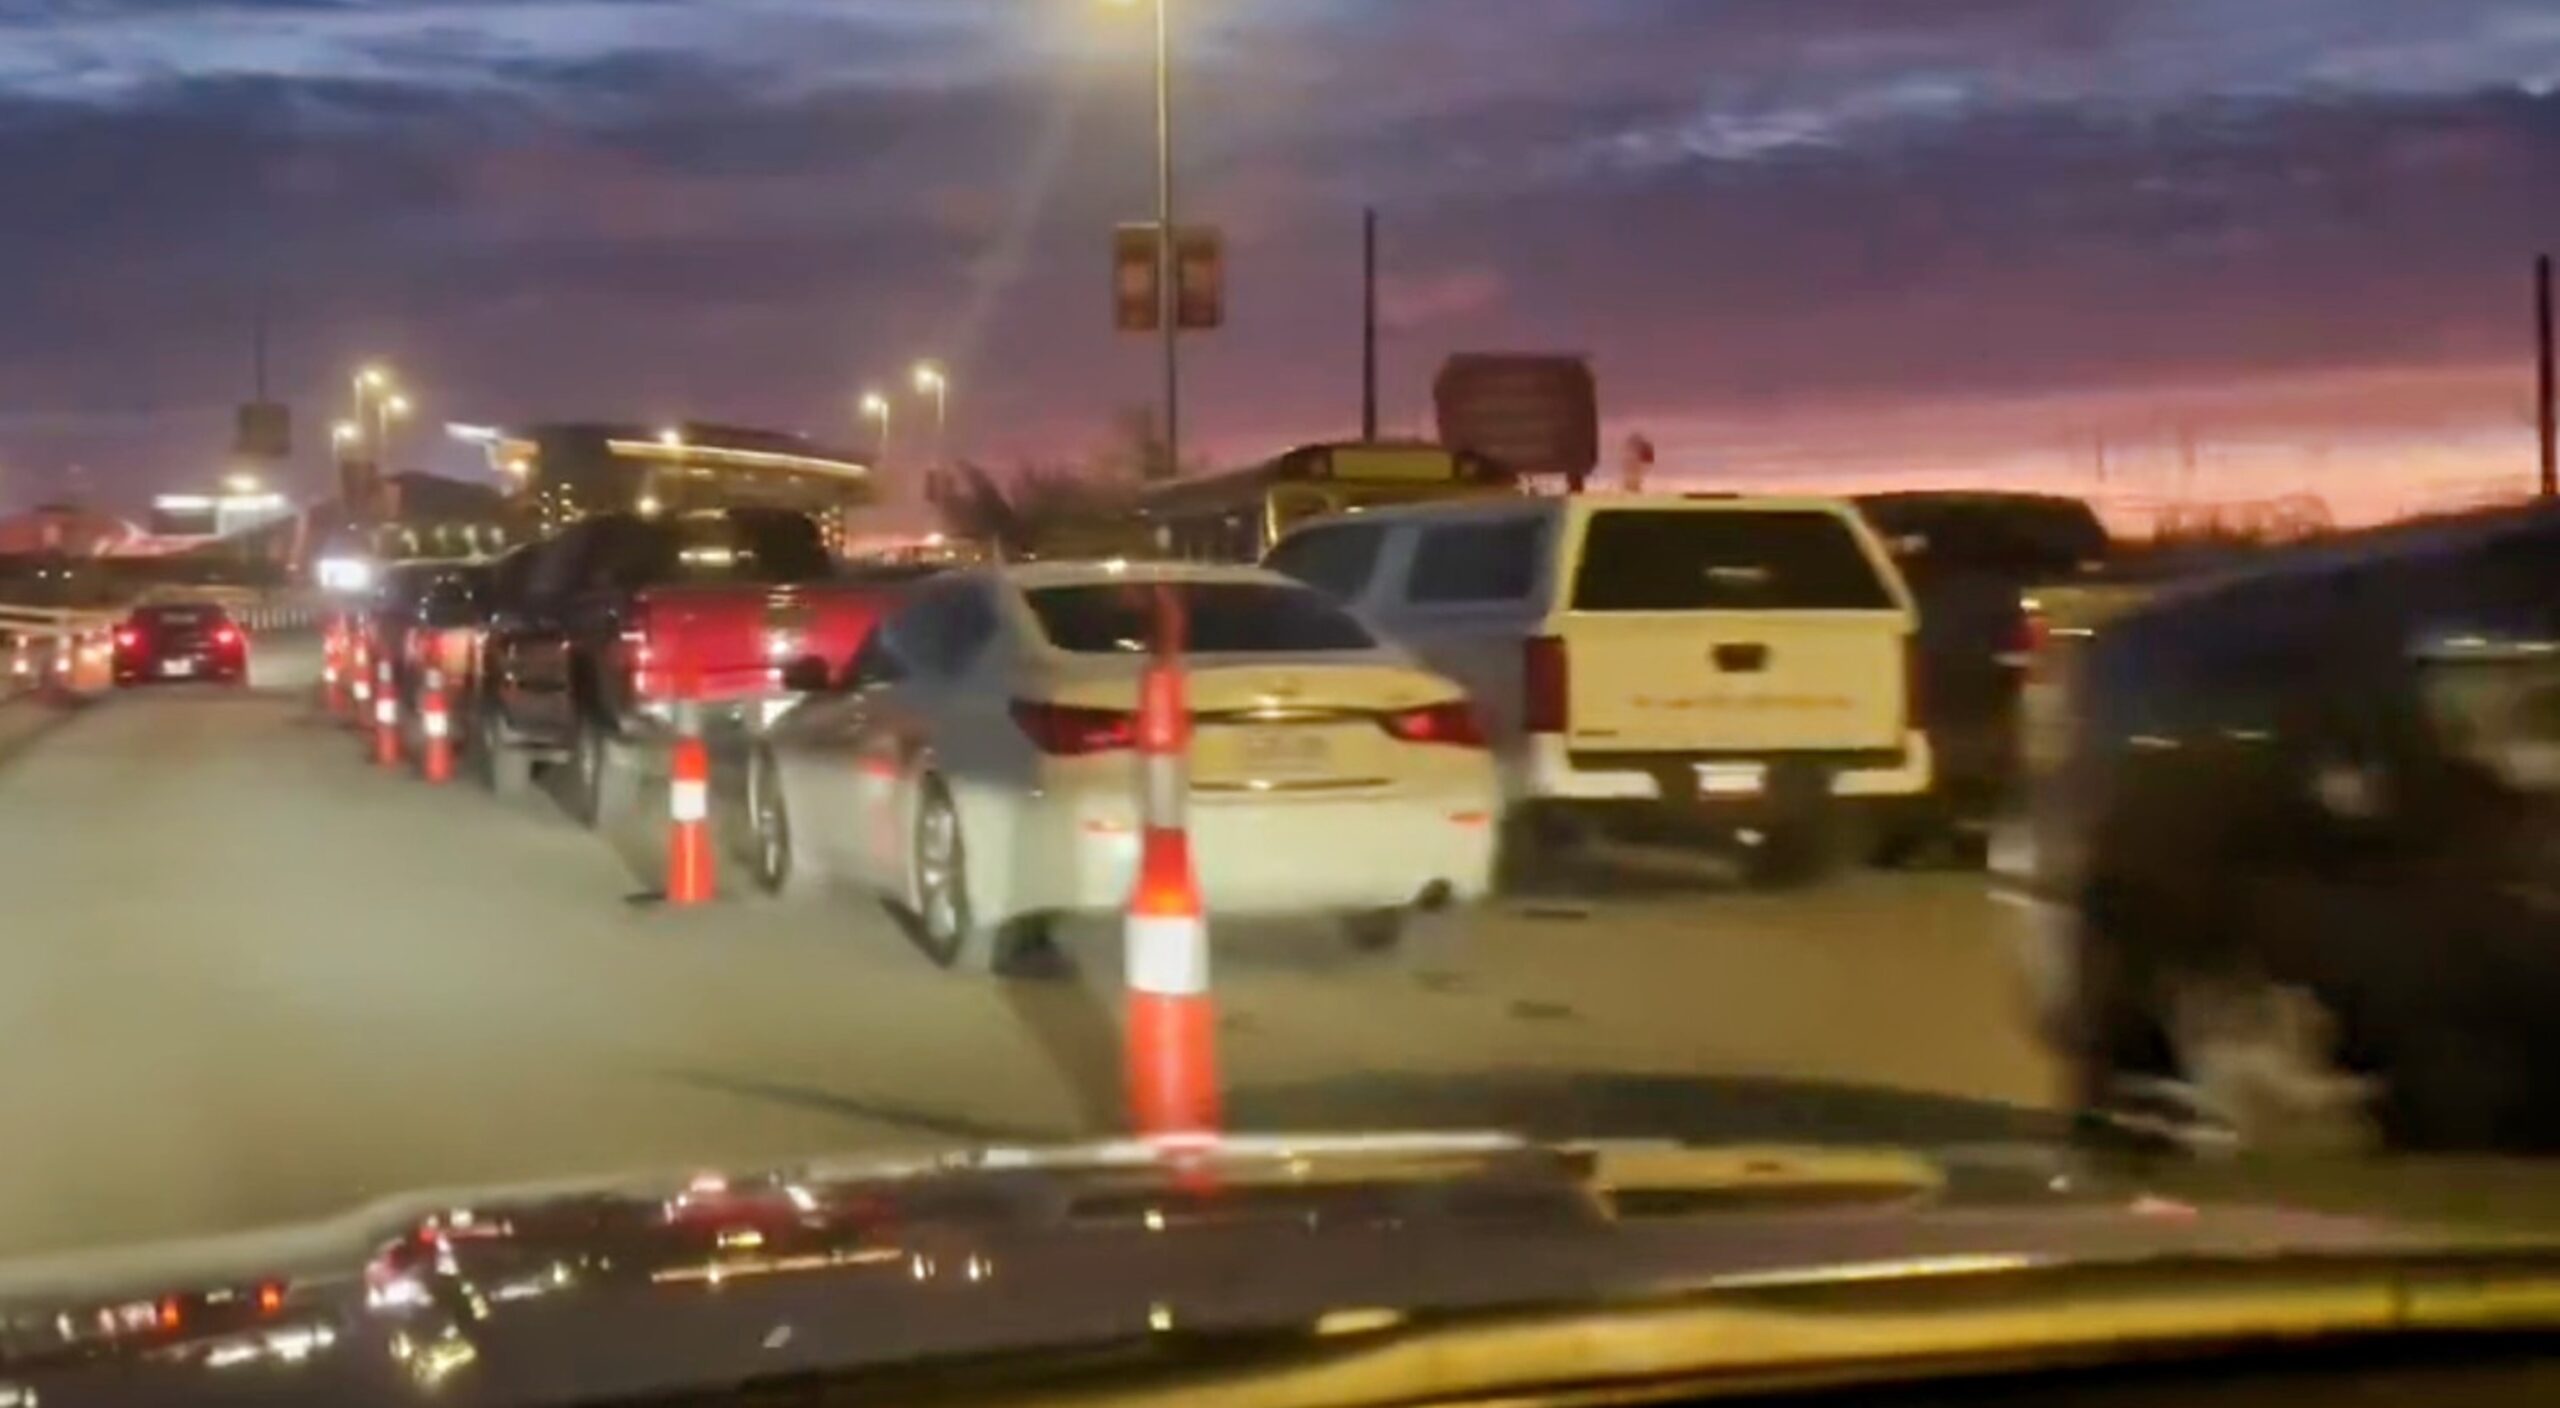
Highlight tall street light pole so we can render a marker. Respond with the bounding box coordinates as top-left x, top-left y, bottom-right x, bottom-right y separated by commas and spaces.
1113, 0, 1179, 478
861, 390, 894, 482
912, 362, 949, 479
